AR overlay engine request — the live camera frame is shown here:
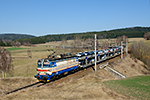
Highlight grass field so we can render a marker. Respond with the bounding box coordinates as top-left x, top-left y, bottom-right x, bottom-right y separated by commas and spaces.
6, 47, 28, 51
2, 44, 81, 78
103, 75, 150, 100
10, 46, 56, 77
